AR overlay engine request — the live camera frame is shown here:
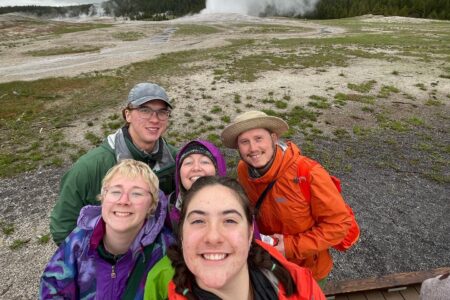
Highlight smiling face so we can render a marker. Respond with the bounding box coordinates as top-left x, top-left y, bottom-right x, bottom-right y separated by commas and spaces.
181, 184, 253, 291
237, 128, 278, 169
101, 174, 154, 238
125, 100, 169, 152
180, 153, 216, 191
